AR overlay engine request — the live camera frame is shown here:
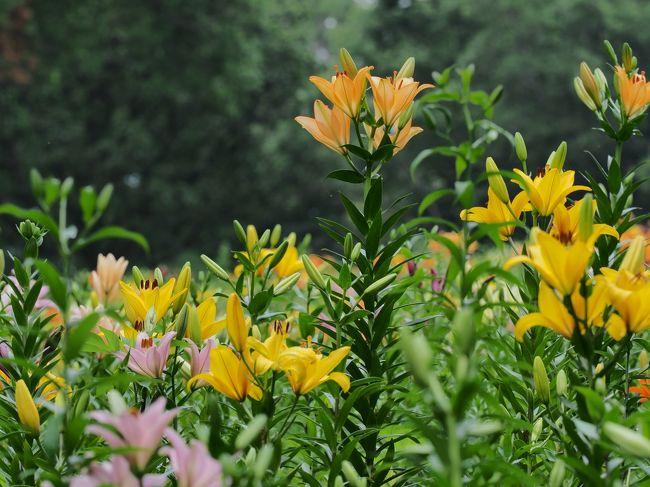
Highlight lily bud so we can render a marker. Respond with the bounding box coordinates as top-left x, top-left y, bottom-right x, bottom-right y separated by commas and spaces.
274, 272, 301, 296
485, 157, 510, 204
620, 236, 645, 274
533, 356, 550, 404
603, 40, 618, 65
252, 325, 261, 341
556, 369, 568, 397
339, 48, 358, 78
398, 104, 415, 130
549, 460, 565, 487
96, 183, 114, 213
549, 141, 567, 170
226, 293, 249, 352
640, 350, 649, 372
396, 57, 415, 81
531, 417, 543, 443
235, 414, 267, 450
60, 177, 74, 199
594, 68, 608, 94
15, 380, 40, 434
270, 224, 282, 247
514, 132, 527, 162
0, 249, 4, 276
188, 304, 202, 346
452, 307, 475, 355
595, 362, 606, 394
174, 303, 190, 340
622, 43, 634, 72
603, 422, 650, 458
302, 255, 327, 289
172, 262, 191, 315
268, 241, 289, 270
363, 273, 397, 296
578, 194, 594, 242
246, 225, 259, 251
529, 227, 541, 245
201, 254, 230, 281
154, 267, 164, 287
258, 229, 271, 249
350, 242, 362, 262
574, 77, 598, 111
287, 232, 297, 247
132, 266, 145, 287
341, 460, 367, 487
30, 169, 43, 199
344, 233, 353, 259
400, 327, 432, 383
233, 220, 247, 245
579, 62, 601, 108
